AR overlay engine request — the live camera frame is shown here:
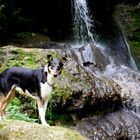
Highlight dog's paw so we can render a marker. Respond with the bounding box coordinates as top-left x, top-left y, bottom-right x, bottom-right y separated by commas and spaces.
42, 122, 50, 127
0, 116, 6, 120
0, 117, 3, 120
